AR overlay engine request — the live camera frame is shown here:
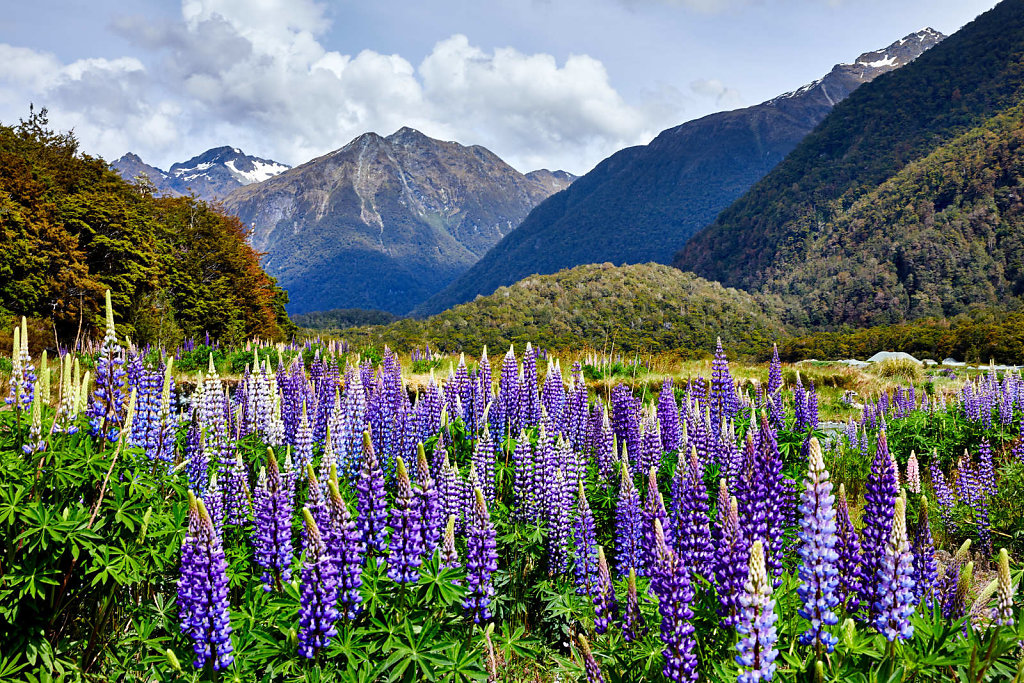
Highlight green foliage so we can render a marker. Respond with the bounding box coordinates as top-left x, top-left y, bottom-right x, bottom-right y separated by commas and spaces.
0, 108, 292, 345
292, 308, 400, 331
341, 263, 785, 357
